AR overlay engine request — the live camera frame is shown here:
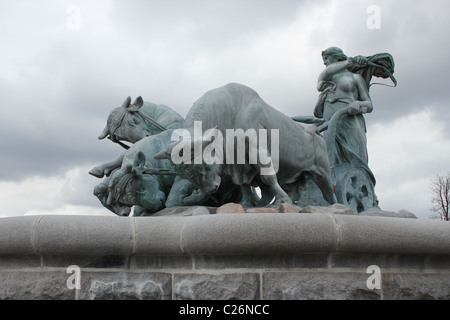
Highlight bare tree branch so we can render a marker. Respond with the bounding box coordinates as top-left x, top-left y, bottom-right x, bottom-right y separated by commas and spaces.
430, 172, 450, 221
